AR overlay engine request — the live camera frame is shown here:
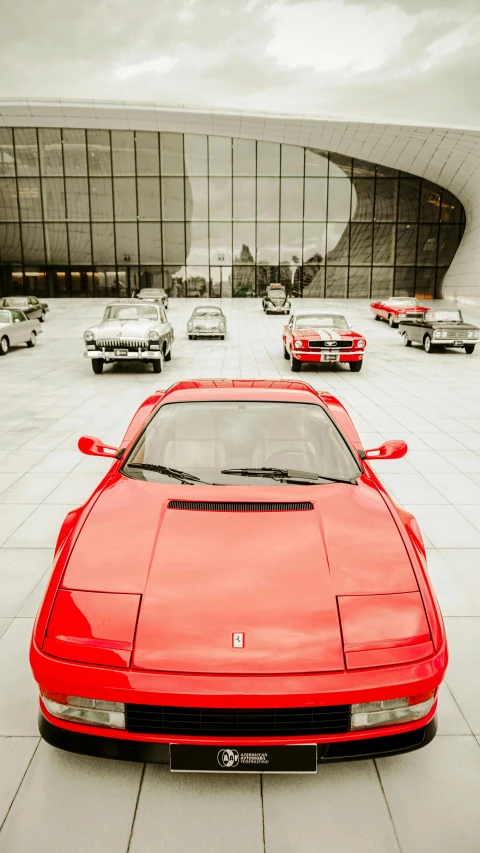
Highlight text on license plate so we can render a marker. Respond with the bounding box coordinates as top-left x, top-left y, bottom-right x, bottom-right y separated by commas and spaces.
114, 348, 128, 356
169, 744, 317, 773
321, 352, 339, 362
